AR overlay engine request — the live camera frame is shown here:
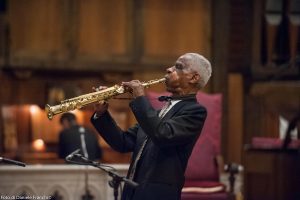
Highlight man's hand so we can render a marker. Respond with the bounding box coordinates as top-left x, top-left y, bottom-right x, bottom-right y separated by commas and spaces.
92, 86, 109, 116
122, 80, 145, 98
